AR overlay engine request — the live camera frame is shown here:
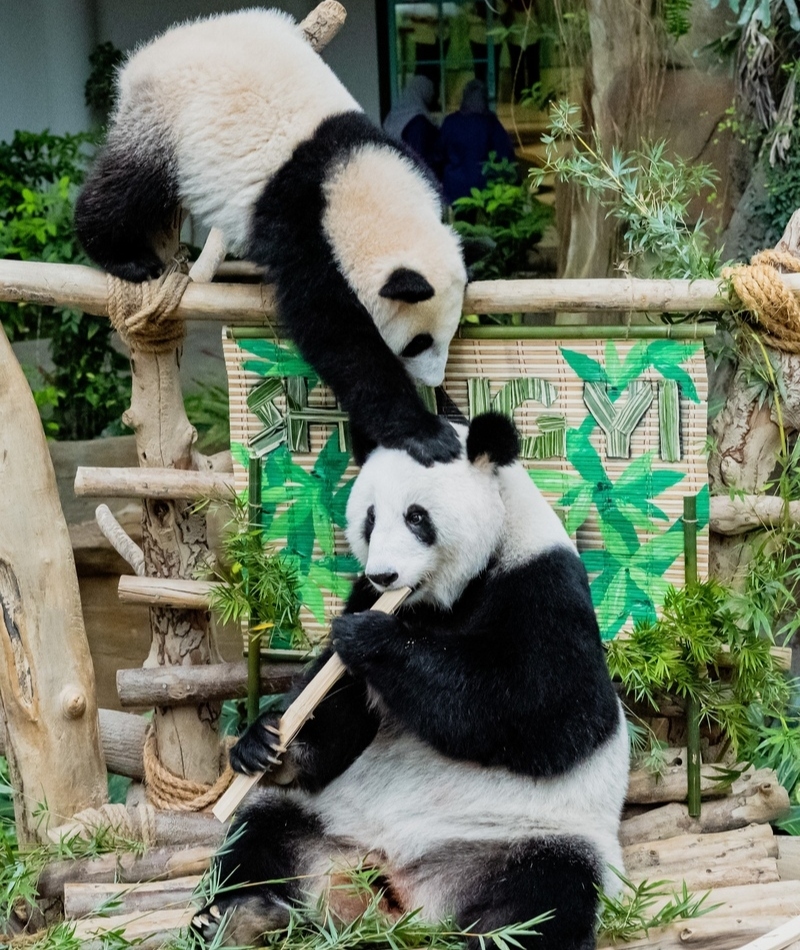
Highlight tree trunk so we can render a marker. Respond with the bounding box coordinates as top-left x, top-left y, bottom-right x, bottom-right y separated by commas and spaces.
0, 322, 106, 844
